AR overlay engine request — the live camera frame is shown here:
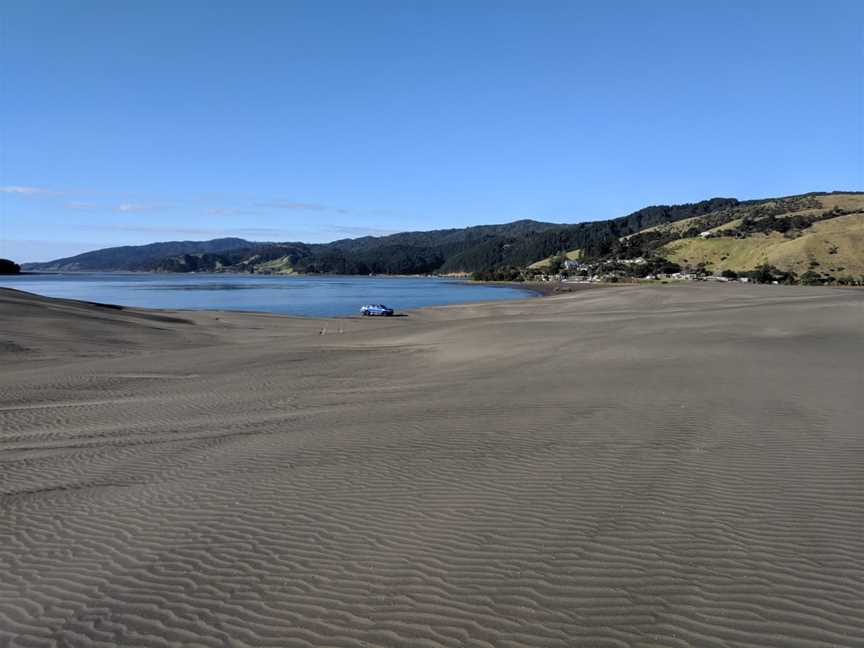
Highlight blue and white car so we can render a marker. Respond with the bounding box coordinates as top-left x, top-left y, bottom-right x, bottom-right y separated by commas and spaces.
360, 303, 394, 316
